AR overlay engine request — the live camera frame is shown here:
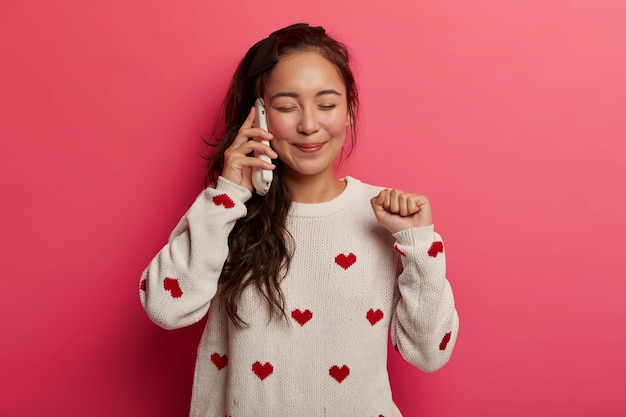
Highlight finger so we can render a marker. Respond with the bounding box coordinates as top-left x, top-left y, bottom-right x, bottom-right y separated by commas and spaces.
370, 189, 383, 206
389, 191, 408, 216
225, 141, 277, 168
405, 195, 422, 216
231, 107, 257, 146
247, 105, 274, 141
231, 131, 274, 156
388, 189, 401, 214
370, 190, 388, 215
222, 151, 275, 182
398, 192, 410, 217
401, 193, 426, 217
248, 130, 274, 143
246, 140, 278, 159
379, 189, 391, 209
241, 156, 276, 171
244, 106, 258, 128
